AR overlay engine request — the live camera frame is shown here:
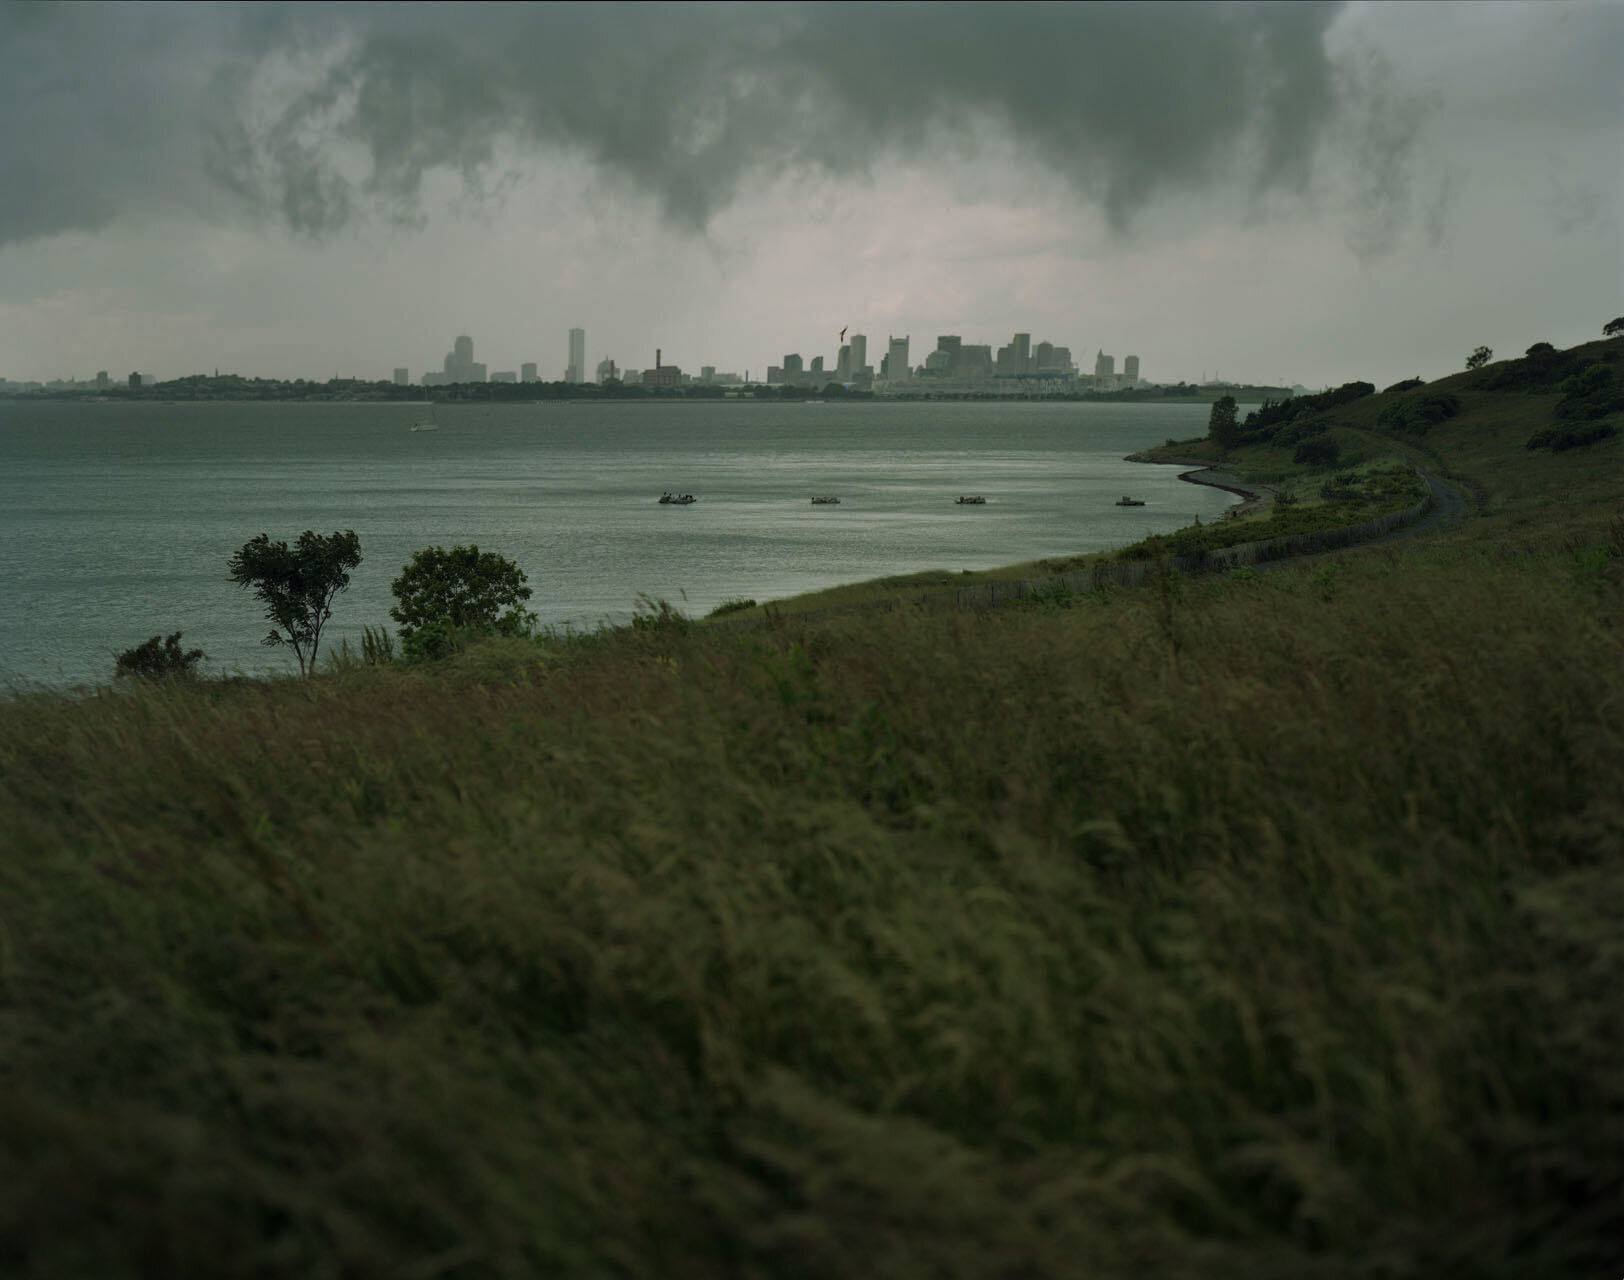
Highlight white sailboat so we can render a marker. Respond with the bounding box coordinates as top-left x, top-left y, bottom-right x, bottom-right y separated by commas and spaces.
411, 403, 439, 432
